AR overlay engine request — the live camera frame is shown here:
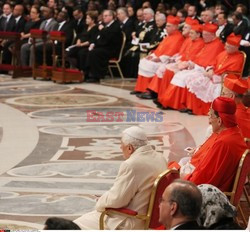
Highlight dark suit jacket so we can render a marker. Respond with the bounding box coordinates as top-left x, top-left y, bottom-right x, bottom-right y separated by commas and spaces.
14, 16, 26, 33
55, 21, 74, 48
0, 15, 16, 32
120, 18, 134, 51
94, 20, 122, 58
134, 20, 144, 35
219, 22, 234, 43
140, 20, 156, 43
73, 17, 86, 36
233, 19, 249, 38
175, 221, 203, 230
